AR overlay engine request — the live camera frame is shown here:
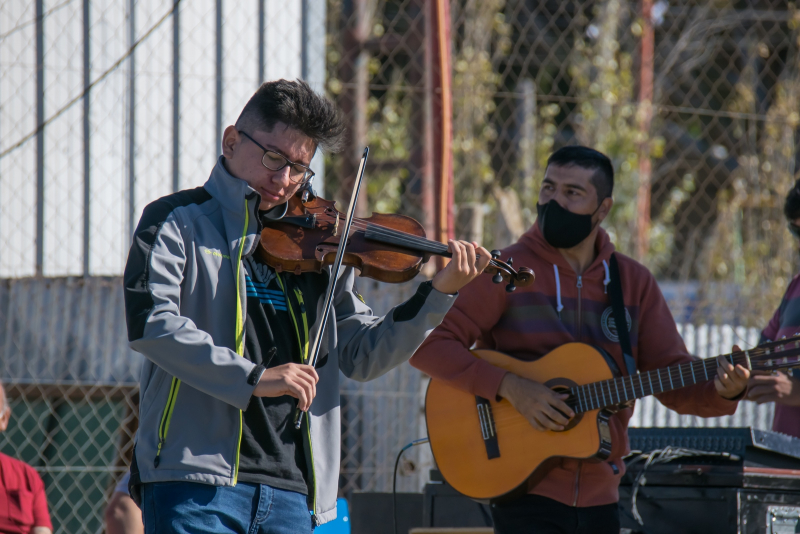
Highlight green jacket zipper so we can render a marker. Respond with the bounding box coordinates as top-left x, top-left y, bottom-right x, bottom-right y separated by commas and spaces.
231, 198, 250, 485
152, 197, 250, 481
153, 376, 181, 467
276, 274, 317, 515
